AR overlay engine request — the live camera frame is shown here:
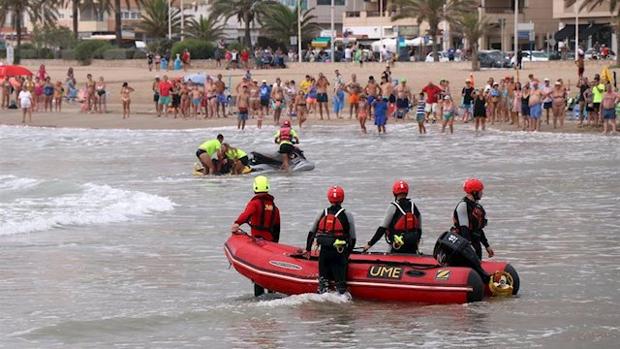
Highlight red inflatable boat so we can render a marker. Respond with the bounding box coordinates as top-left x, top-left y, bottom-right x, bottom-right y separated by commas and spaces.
224, 233, 519, 304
